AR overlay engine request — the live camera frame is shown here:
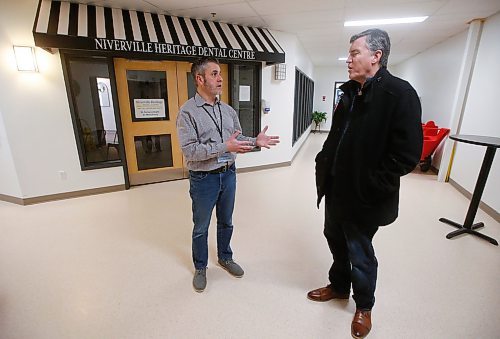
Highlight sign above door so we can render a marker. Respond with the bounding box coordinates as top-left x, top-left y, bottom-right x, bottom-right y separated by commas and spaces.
33, 0, 285, 64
